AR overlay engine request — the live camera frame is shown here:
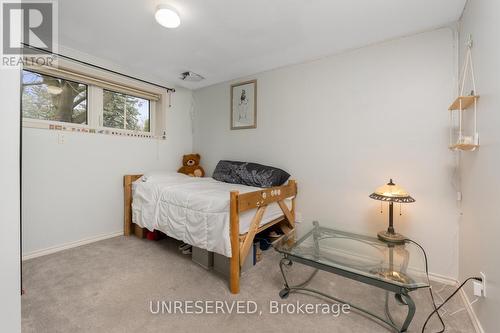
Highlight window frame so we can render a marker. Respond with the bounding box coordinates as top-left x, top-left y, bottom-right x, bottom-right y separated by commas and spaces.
21, 69, 90, 128
101, 88, 153, 134
21, 63, 162, 138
